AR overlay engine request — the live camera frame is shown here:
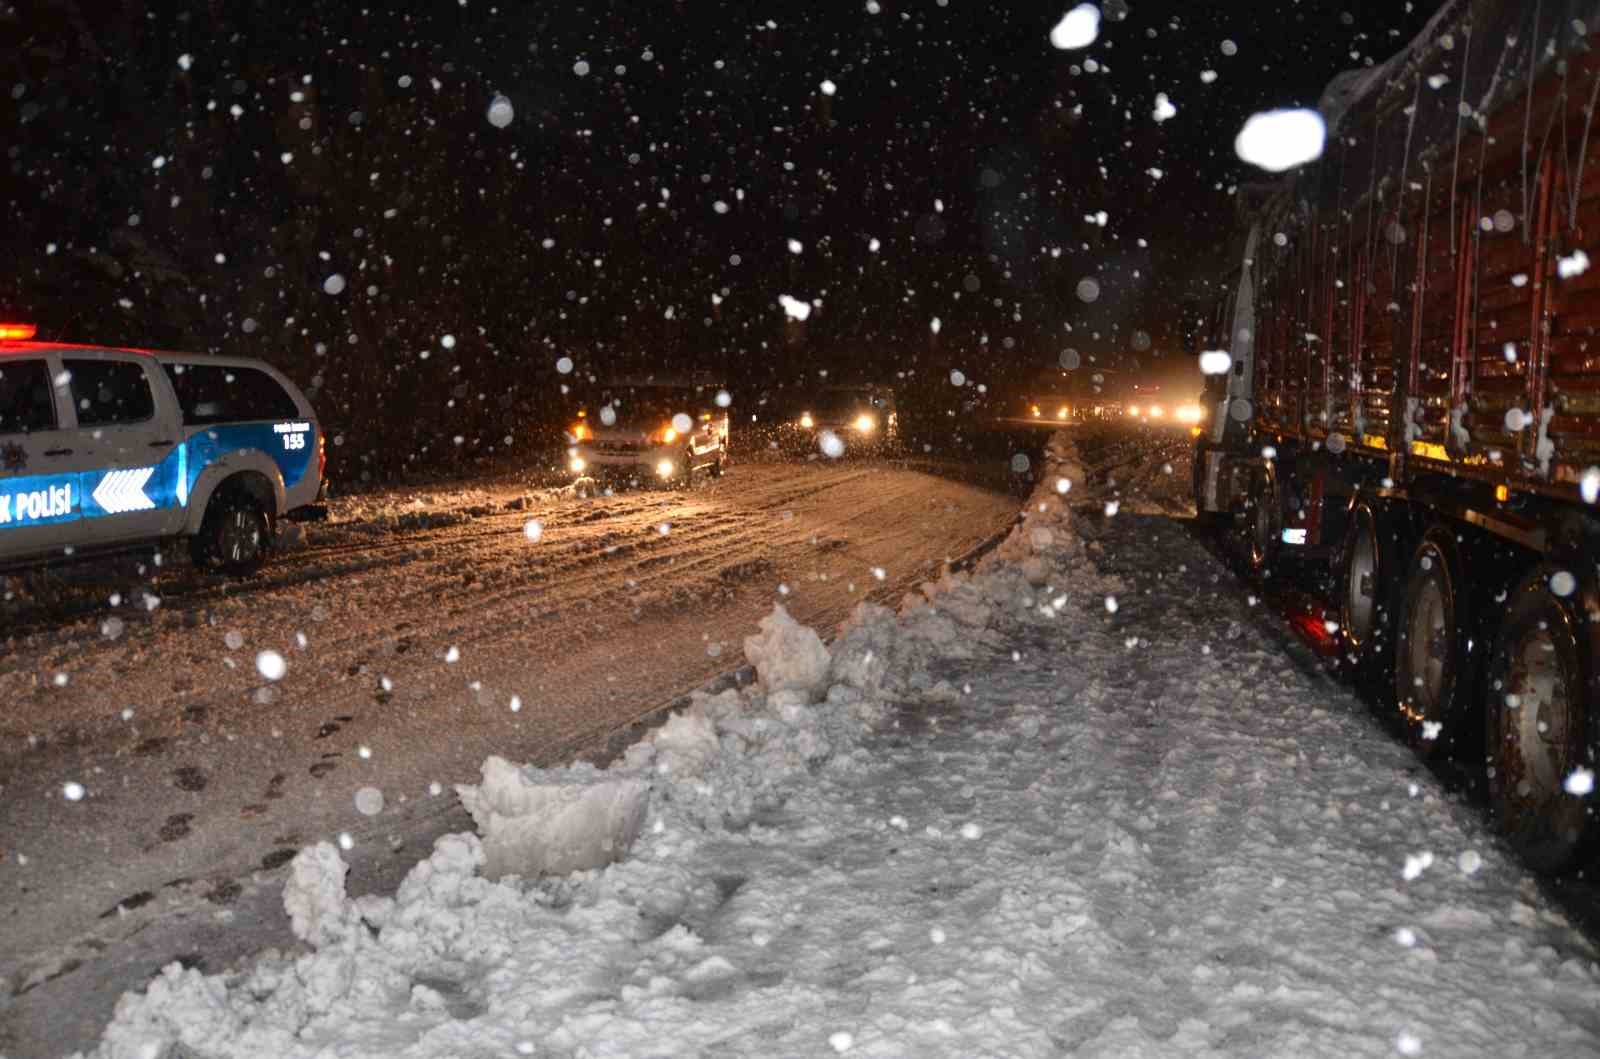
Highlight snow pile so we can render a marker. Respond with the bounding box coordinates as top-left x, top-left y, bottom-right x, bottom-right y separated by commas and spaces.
742, 602, 831, 700
283, 842, 354, 946
456, 756, 650, 879
73, 432, 1600, 1058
